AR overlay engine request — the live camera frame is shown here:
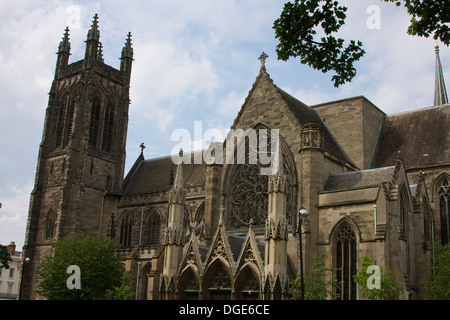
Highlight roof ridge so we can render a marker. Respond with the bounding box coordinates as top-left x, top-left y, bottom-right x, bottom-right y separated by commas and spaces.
328, 166, 395, 177
388, 103, 450, 117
